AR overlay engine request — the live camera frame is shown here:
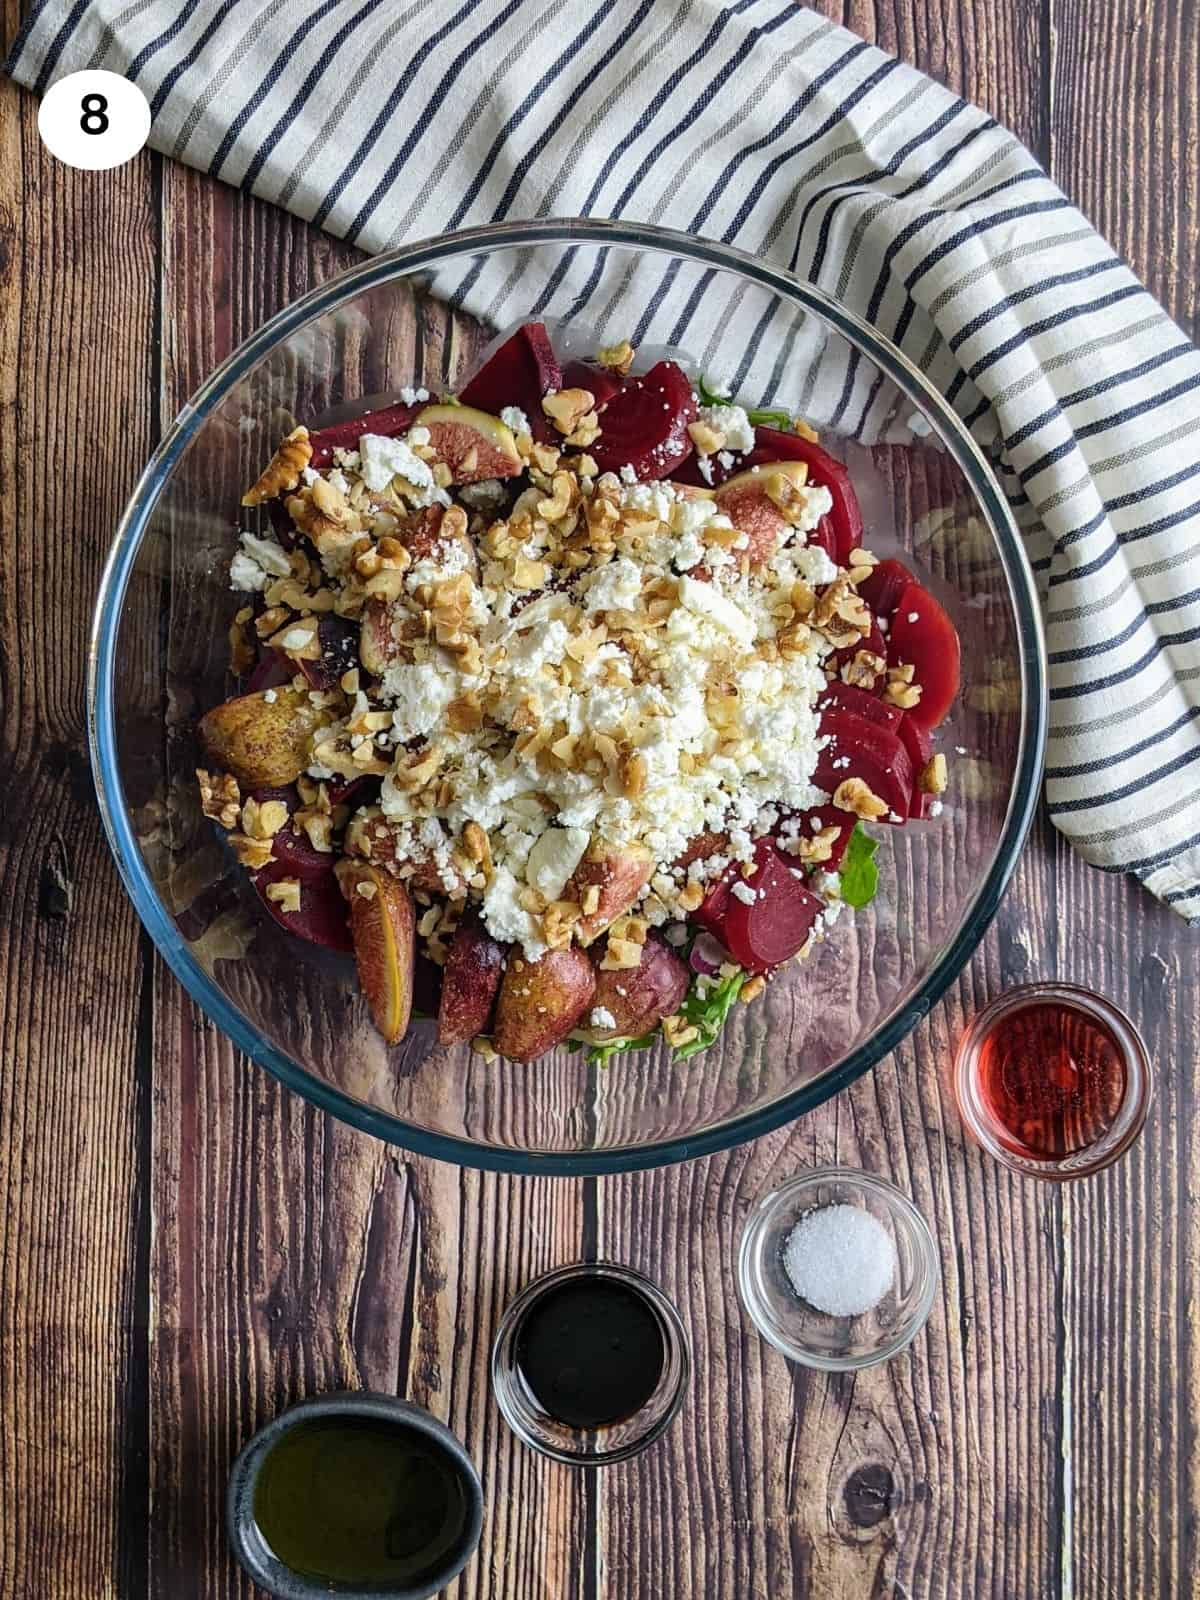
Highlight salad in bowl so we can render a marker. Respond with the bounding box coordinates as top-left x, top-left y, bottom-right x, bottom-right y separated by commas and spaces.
196, 322, 960, 1067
